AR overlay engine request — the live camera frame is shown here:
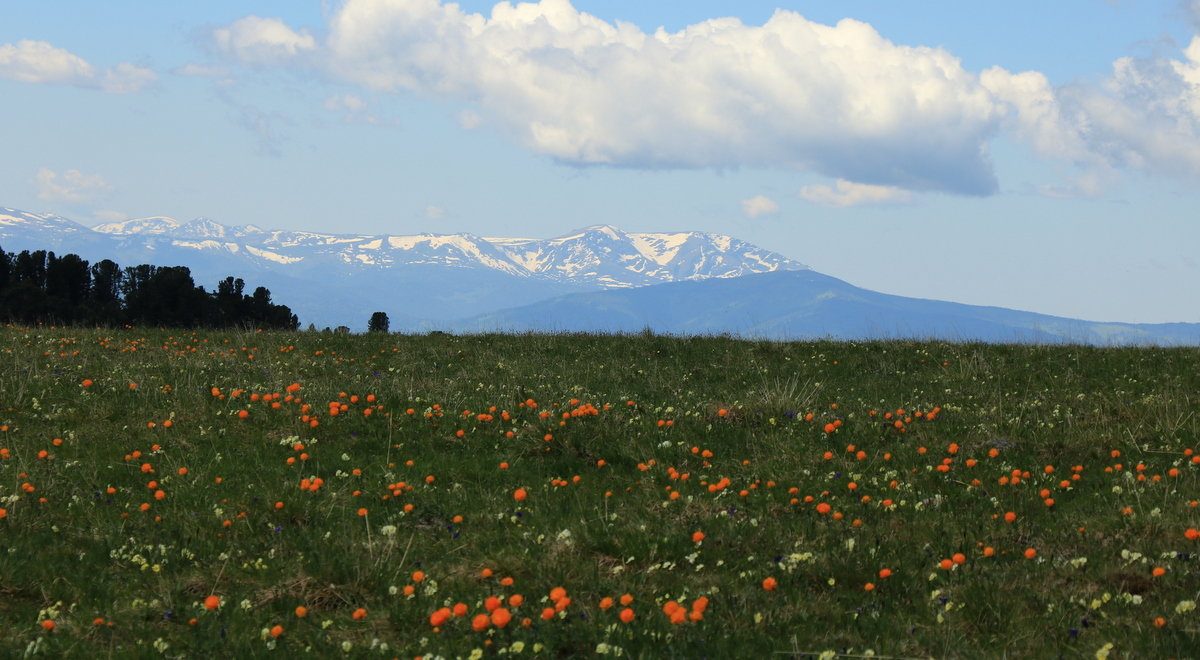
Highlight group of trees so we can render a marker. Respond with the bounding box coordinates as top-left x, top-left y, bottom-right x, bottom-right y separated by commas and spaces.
0, 246, 299, 329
